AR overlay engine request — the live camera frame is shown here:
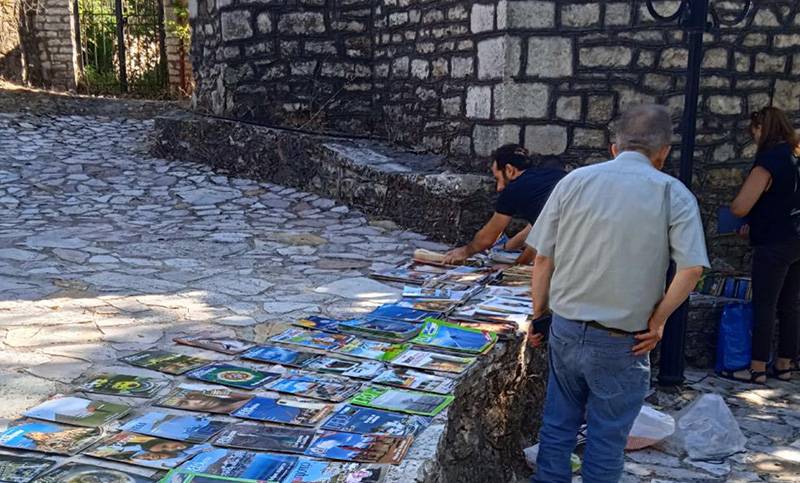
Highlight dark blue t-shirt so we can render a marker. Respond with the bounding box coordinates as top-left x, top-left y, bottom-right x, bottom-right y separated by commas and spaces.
495, 167, 566, 225
749, 142, 800, 246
